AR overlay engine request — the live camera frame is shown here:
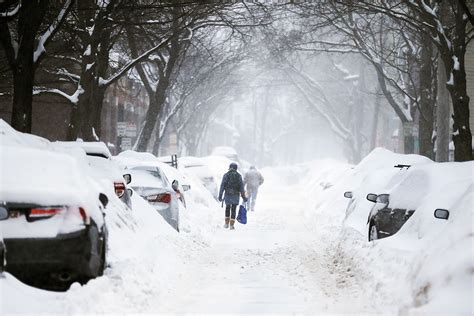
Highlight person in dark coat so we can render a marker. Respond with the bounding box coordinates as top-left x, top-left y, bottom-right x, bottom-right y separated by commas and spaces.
218, 162, 247, 230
